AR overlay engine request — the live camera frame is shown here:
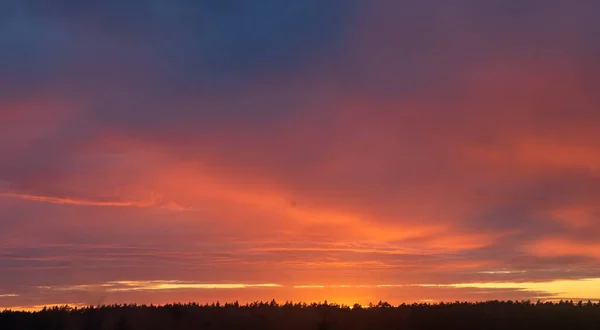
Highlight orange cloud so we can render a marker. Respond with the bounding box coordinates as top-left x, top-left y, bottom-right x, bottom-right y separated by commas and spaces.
526, 238, 600, 259
2, 1, 600, 308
